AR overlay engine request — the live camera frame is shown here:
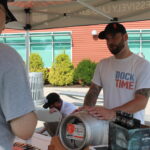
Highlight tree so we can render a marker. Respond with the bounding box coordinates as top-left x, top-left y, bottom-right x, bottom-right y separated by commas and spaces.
49, 54, 74, 86
29, 53, 44, 72
74, 59, 96, 86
